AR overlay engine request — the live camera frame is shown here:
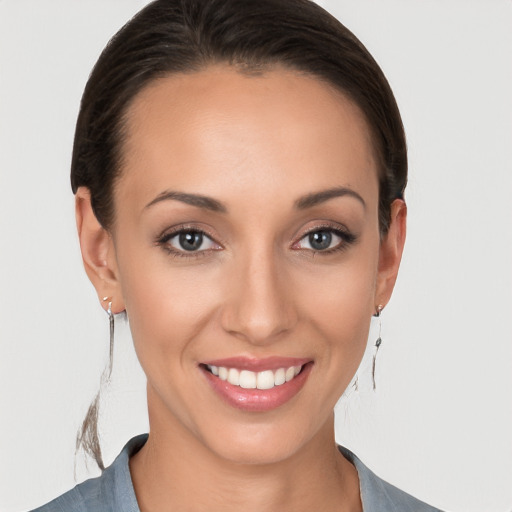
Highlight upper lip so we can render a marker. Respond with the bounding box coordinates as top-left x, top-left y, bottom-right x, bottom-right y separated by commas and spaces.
201, 356, 311, 372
